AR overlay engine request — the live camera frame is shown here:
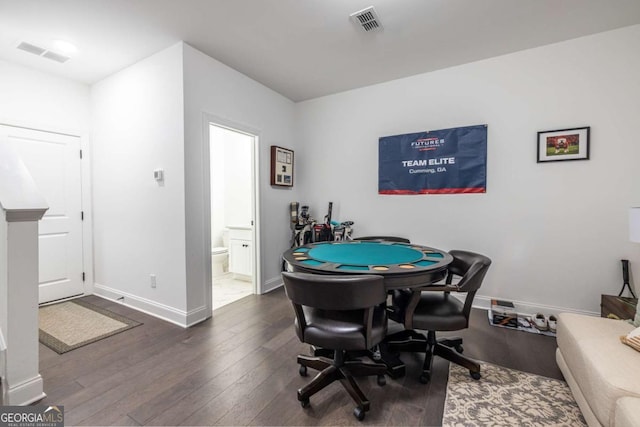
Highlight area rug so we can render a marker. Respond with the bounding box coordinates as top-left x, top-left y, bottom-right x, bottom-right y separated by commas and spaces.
443, 362, 586, 427
39, 299, 141, 354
